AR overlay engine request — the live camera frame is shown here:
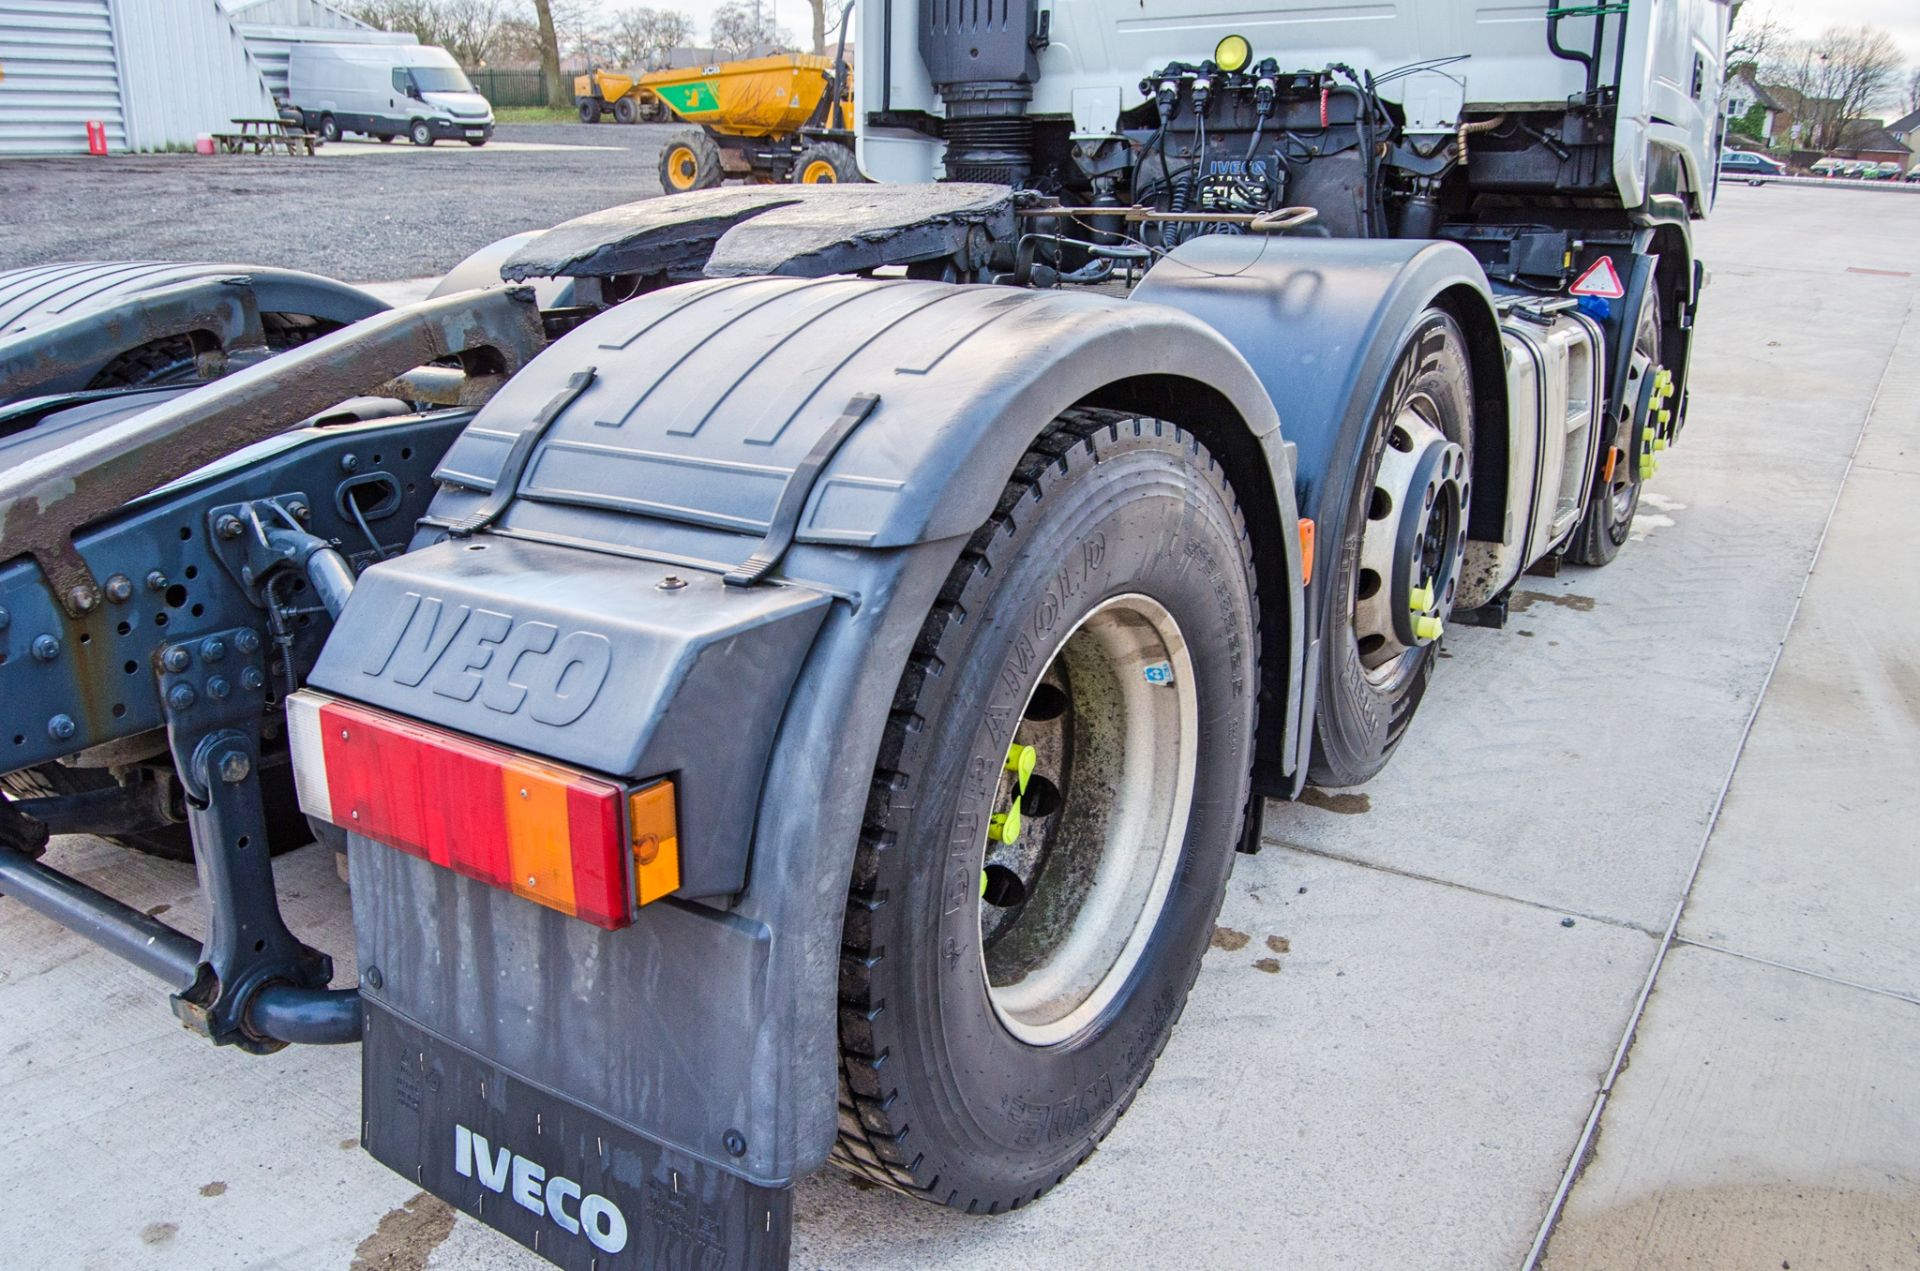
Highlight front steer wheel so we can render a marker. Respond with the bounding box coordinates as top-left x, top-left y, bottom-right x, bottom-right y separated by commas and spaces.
832, 409, 1260, 1210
